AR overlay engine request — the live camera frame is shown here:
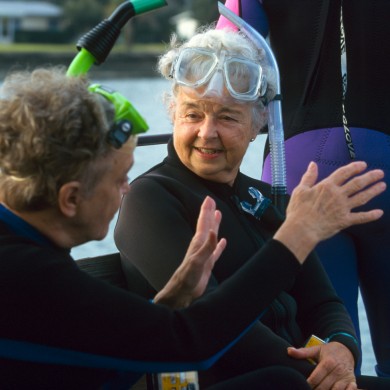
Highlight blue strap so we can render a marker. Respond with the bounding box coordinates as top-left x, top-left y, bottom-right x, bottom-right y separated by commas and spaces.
0, 311, 263, 373
0, 338, 137, 384
325, 332, 358, 345
0, 338, 143, 371
0, 204, 54, 247
0, 339, 143, 389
